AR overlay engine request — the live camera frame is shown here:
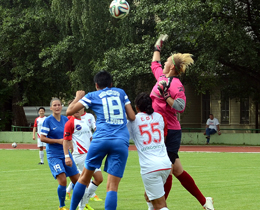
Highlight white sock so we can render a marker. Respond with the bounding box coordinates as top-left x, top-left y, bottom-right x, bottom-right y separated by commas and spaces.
66, 182, 73, 193
78, 187, 89, 209
88, 181, 98, 198
147, 202, 154, 210
159, 208, 169, 210
39, 151, 44, 163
